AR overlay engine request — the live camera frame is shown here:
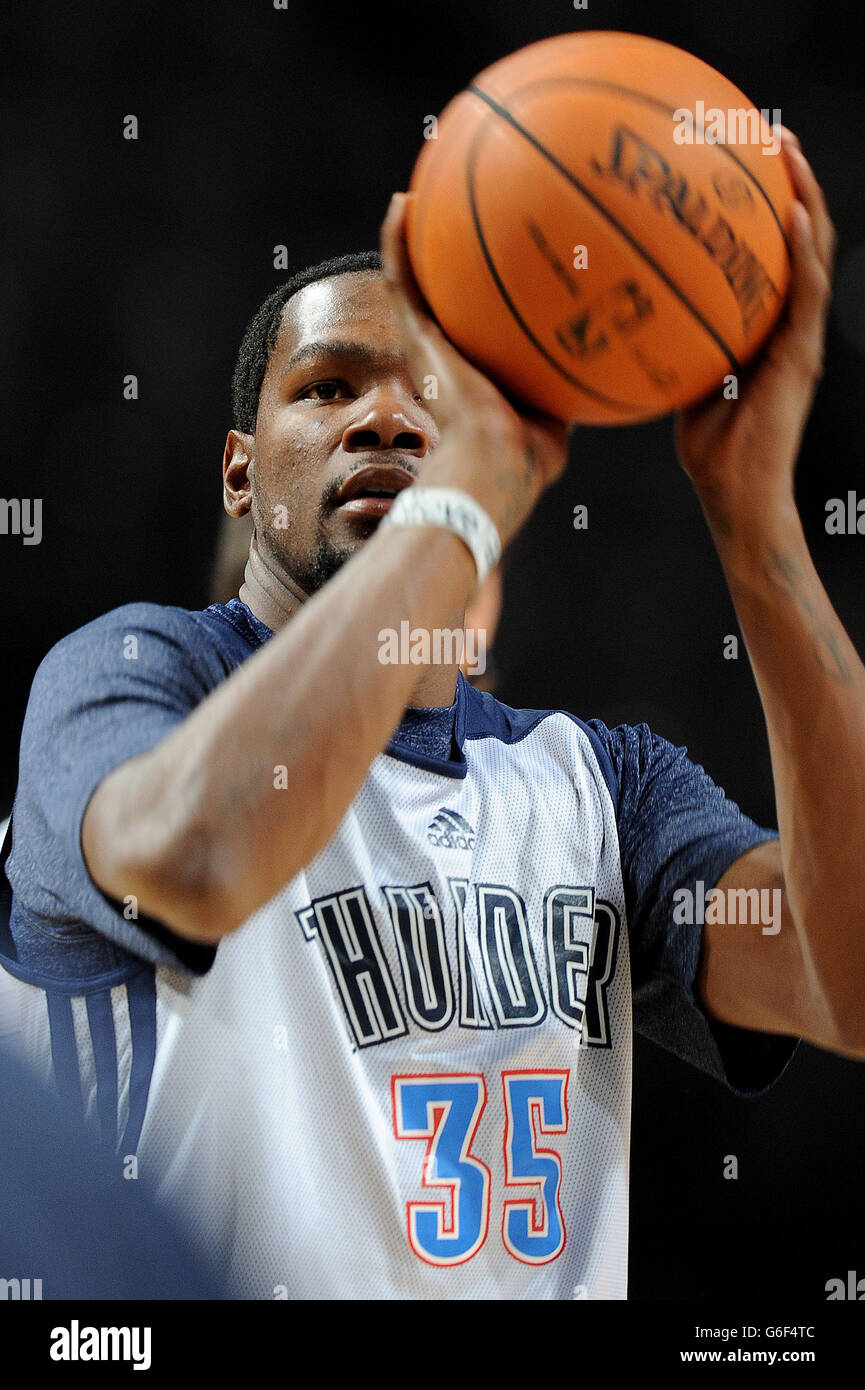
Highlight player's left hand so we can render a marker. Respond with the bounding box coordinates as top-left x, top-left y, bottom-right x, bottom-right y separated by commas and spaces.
674, 128, 835, 529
